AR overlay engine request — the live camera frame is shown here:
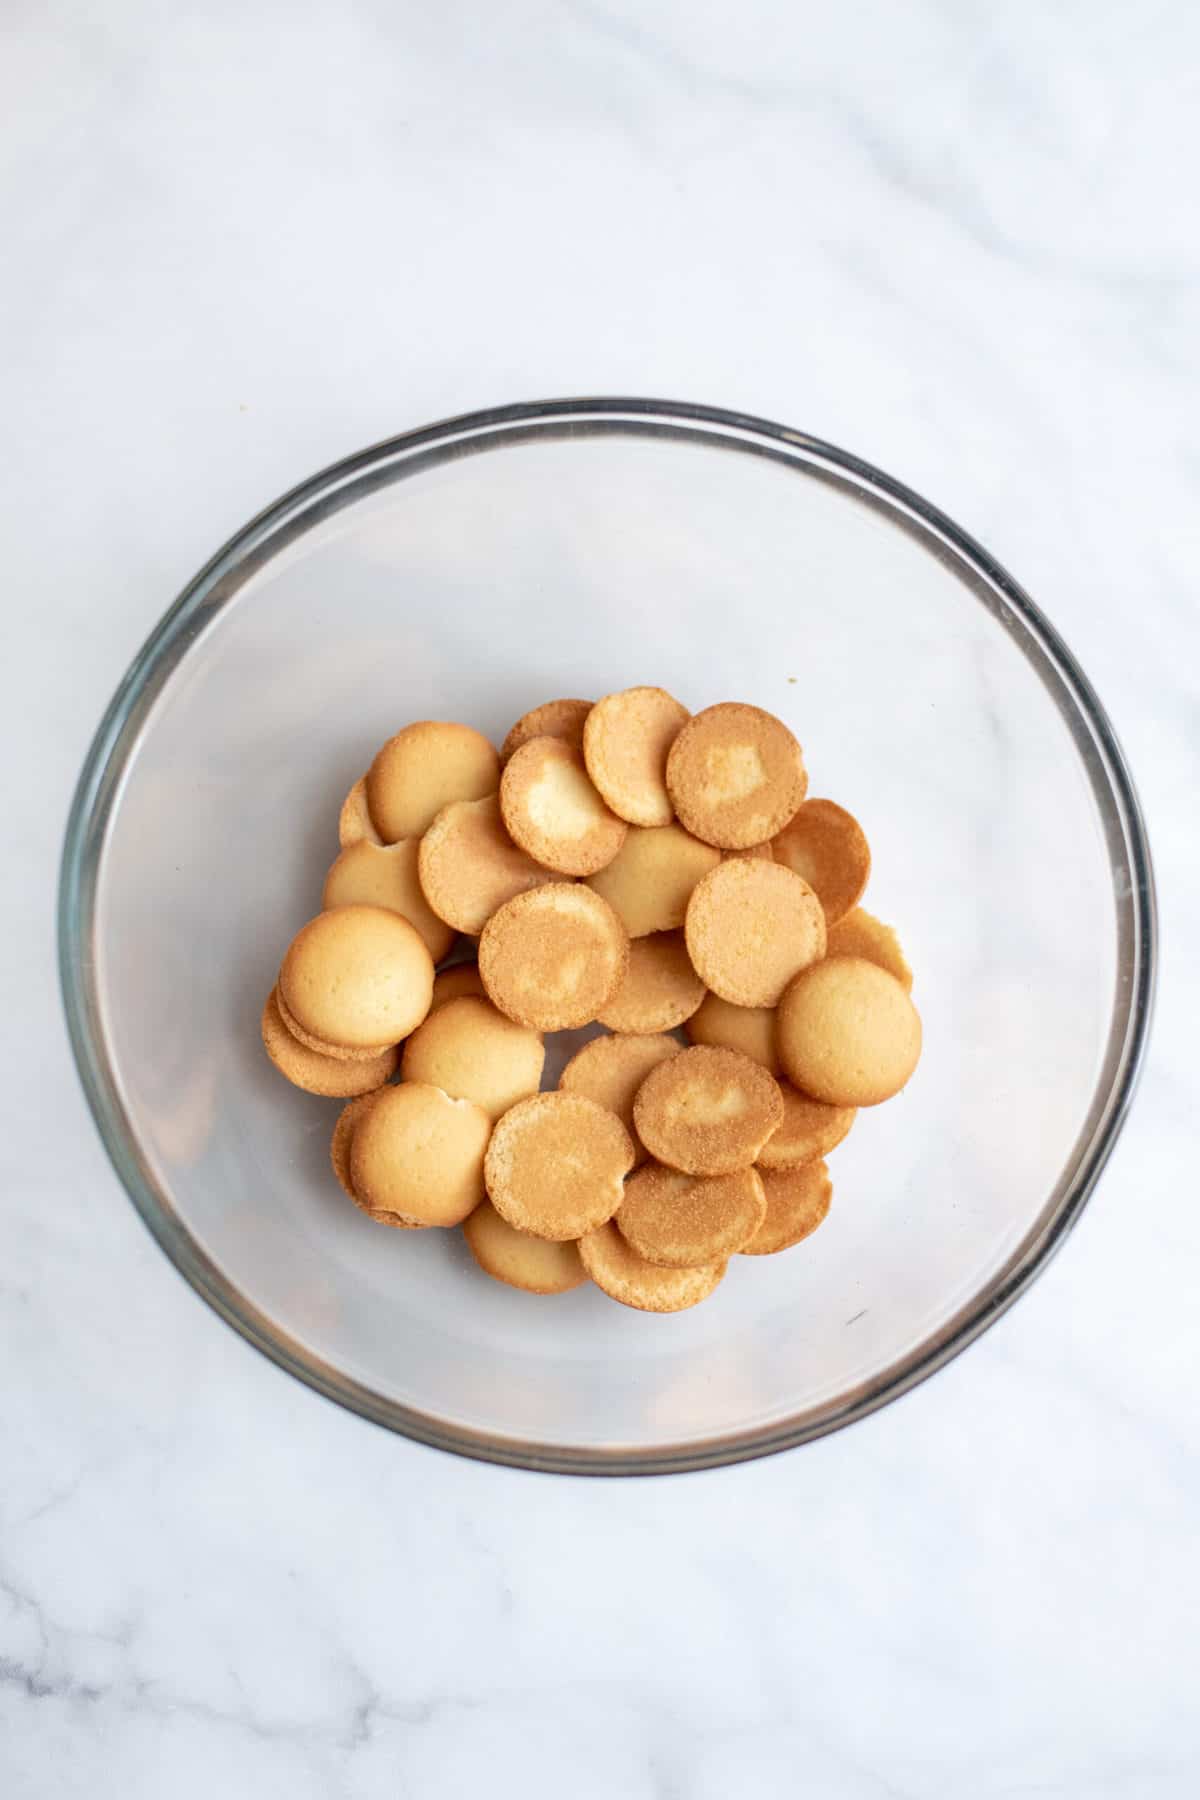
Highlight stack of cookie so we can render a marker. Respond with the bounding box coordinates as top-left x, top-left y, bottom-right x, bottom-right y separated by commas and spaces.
262, 690, 921, 1314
